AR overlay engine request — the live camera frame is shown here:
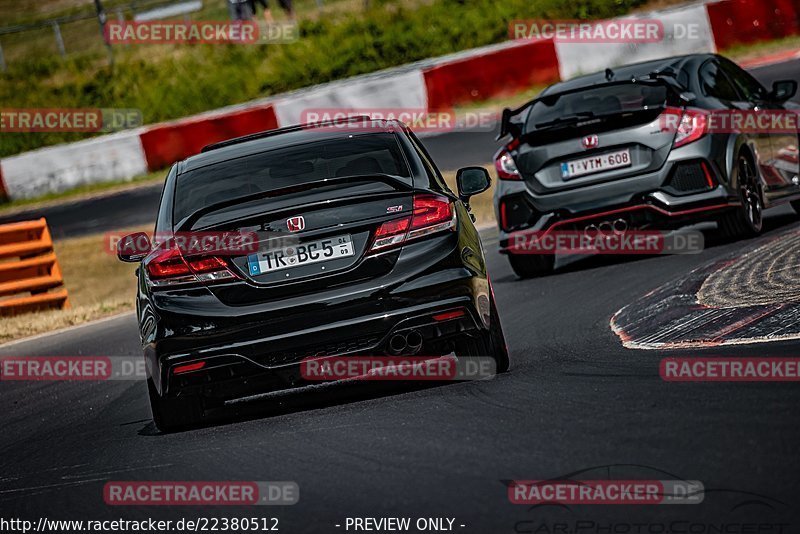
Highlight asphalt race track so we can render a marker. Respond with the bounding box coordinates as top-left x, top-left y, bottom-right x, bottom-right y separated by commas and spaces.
1, 59, 800, 530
